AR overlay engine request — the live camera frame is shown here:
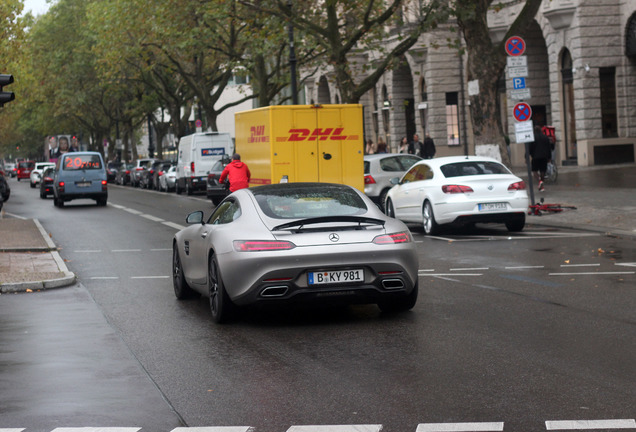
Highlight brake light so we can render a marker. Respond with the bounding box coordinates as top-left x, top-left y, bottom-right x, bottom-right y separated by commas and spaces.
190, 162, 195, 177
373, 231, 412, 244
442, 184, 474, 194
58, 181, 65, 192
233, 240, 296, 251
43, 176, 53, 182
508, 181, 526, 191
364, 175, 376, 185
125, 170, 130, 174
